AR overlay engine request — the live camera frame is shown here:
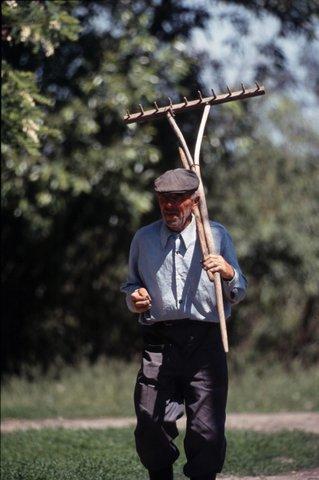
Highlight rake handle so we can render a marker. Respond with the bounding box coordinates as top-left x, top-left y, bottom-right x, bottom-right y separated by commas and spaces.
177, 145, 229, 353
193, 106, 229, 352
